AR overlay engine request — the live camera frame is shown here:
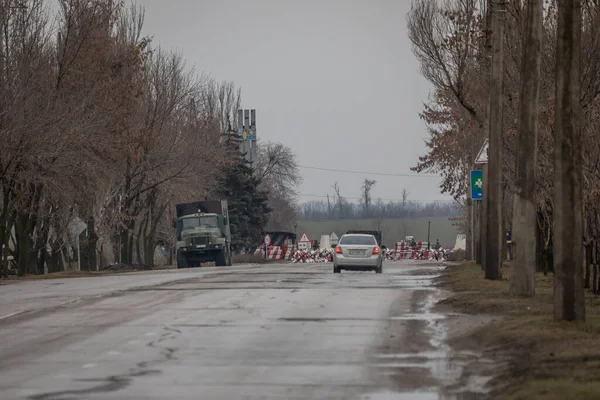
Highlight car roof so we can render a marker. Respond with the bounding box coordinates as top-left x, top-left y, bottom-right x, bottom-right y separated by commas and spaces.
341, 233, 374, 237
